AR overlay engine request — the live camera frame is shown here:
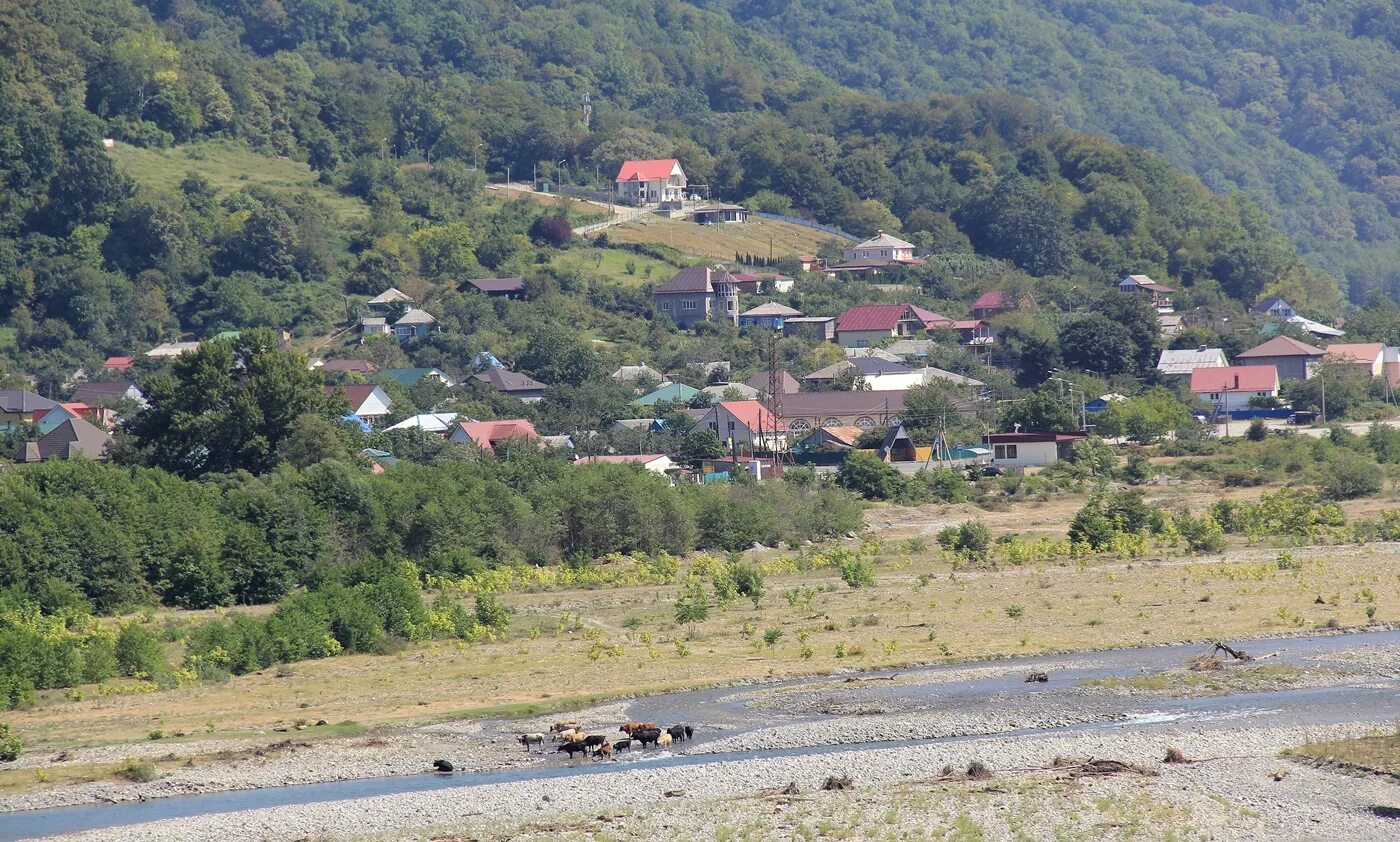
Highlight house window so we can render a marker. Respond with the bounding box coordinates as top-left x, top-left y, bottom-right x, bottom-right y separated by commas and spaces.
727, 421, 735, 432
789, 419, 811, 433
855, 416, 875, 428
660, 301, 671, 311
855, 339, 869, 348
994, 444, 1018, 460
822, 418, 842, 427
709, 422, 718, 433
682, 300, 697, 311
1209, 393, 1221, 400
887, 416, 901, 426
